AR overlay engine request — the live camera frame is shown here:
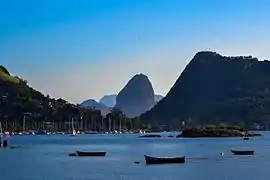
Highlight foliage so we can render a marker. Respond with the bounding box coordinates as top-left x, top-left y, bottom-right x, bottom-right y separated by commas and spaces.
140, 51, 270, 129
0, 66, 20, 84
0, 67, 137, 131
